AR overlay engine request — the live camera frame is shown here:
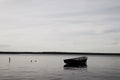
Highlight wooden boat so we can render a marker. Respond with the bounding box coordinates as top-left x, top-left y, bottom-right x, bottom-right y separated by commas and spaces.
64, 56, 88, 65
